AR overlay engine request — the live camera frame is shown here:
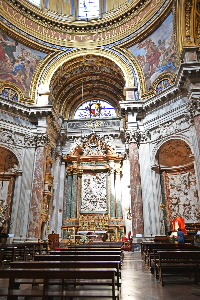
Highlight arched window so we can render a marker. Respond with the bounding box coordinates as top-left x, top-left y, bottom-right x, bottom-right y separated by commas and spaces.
74, 100, 116, 119
78, 0, 99, 19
